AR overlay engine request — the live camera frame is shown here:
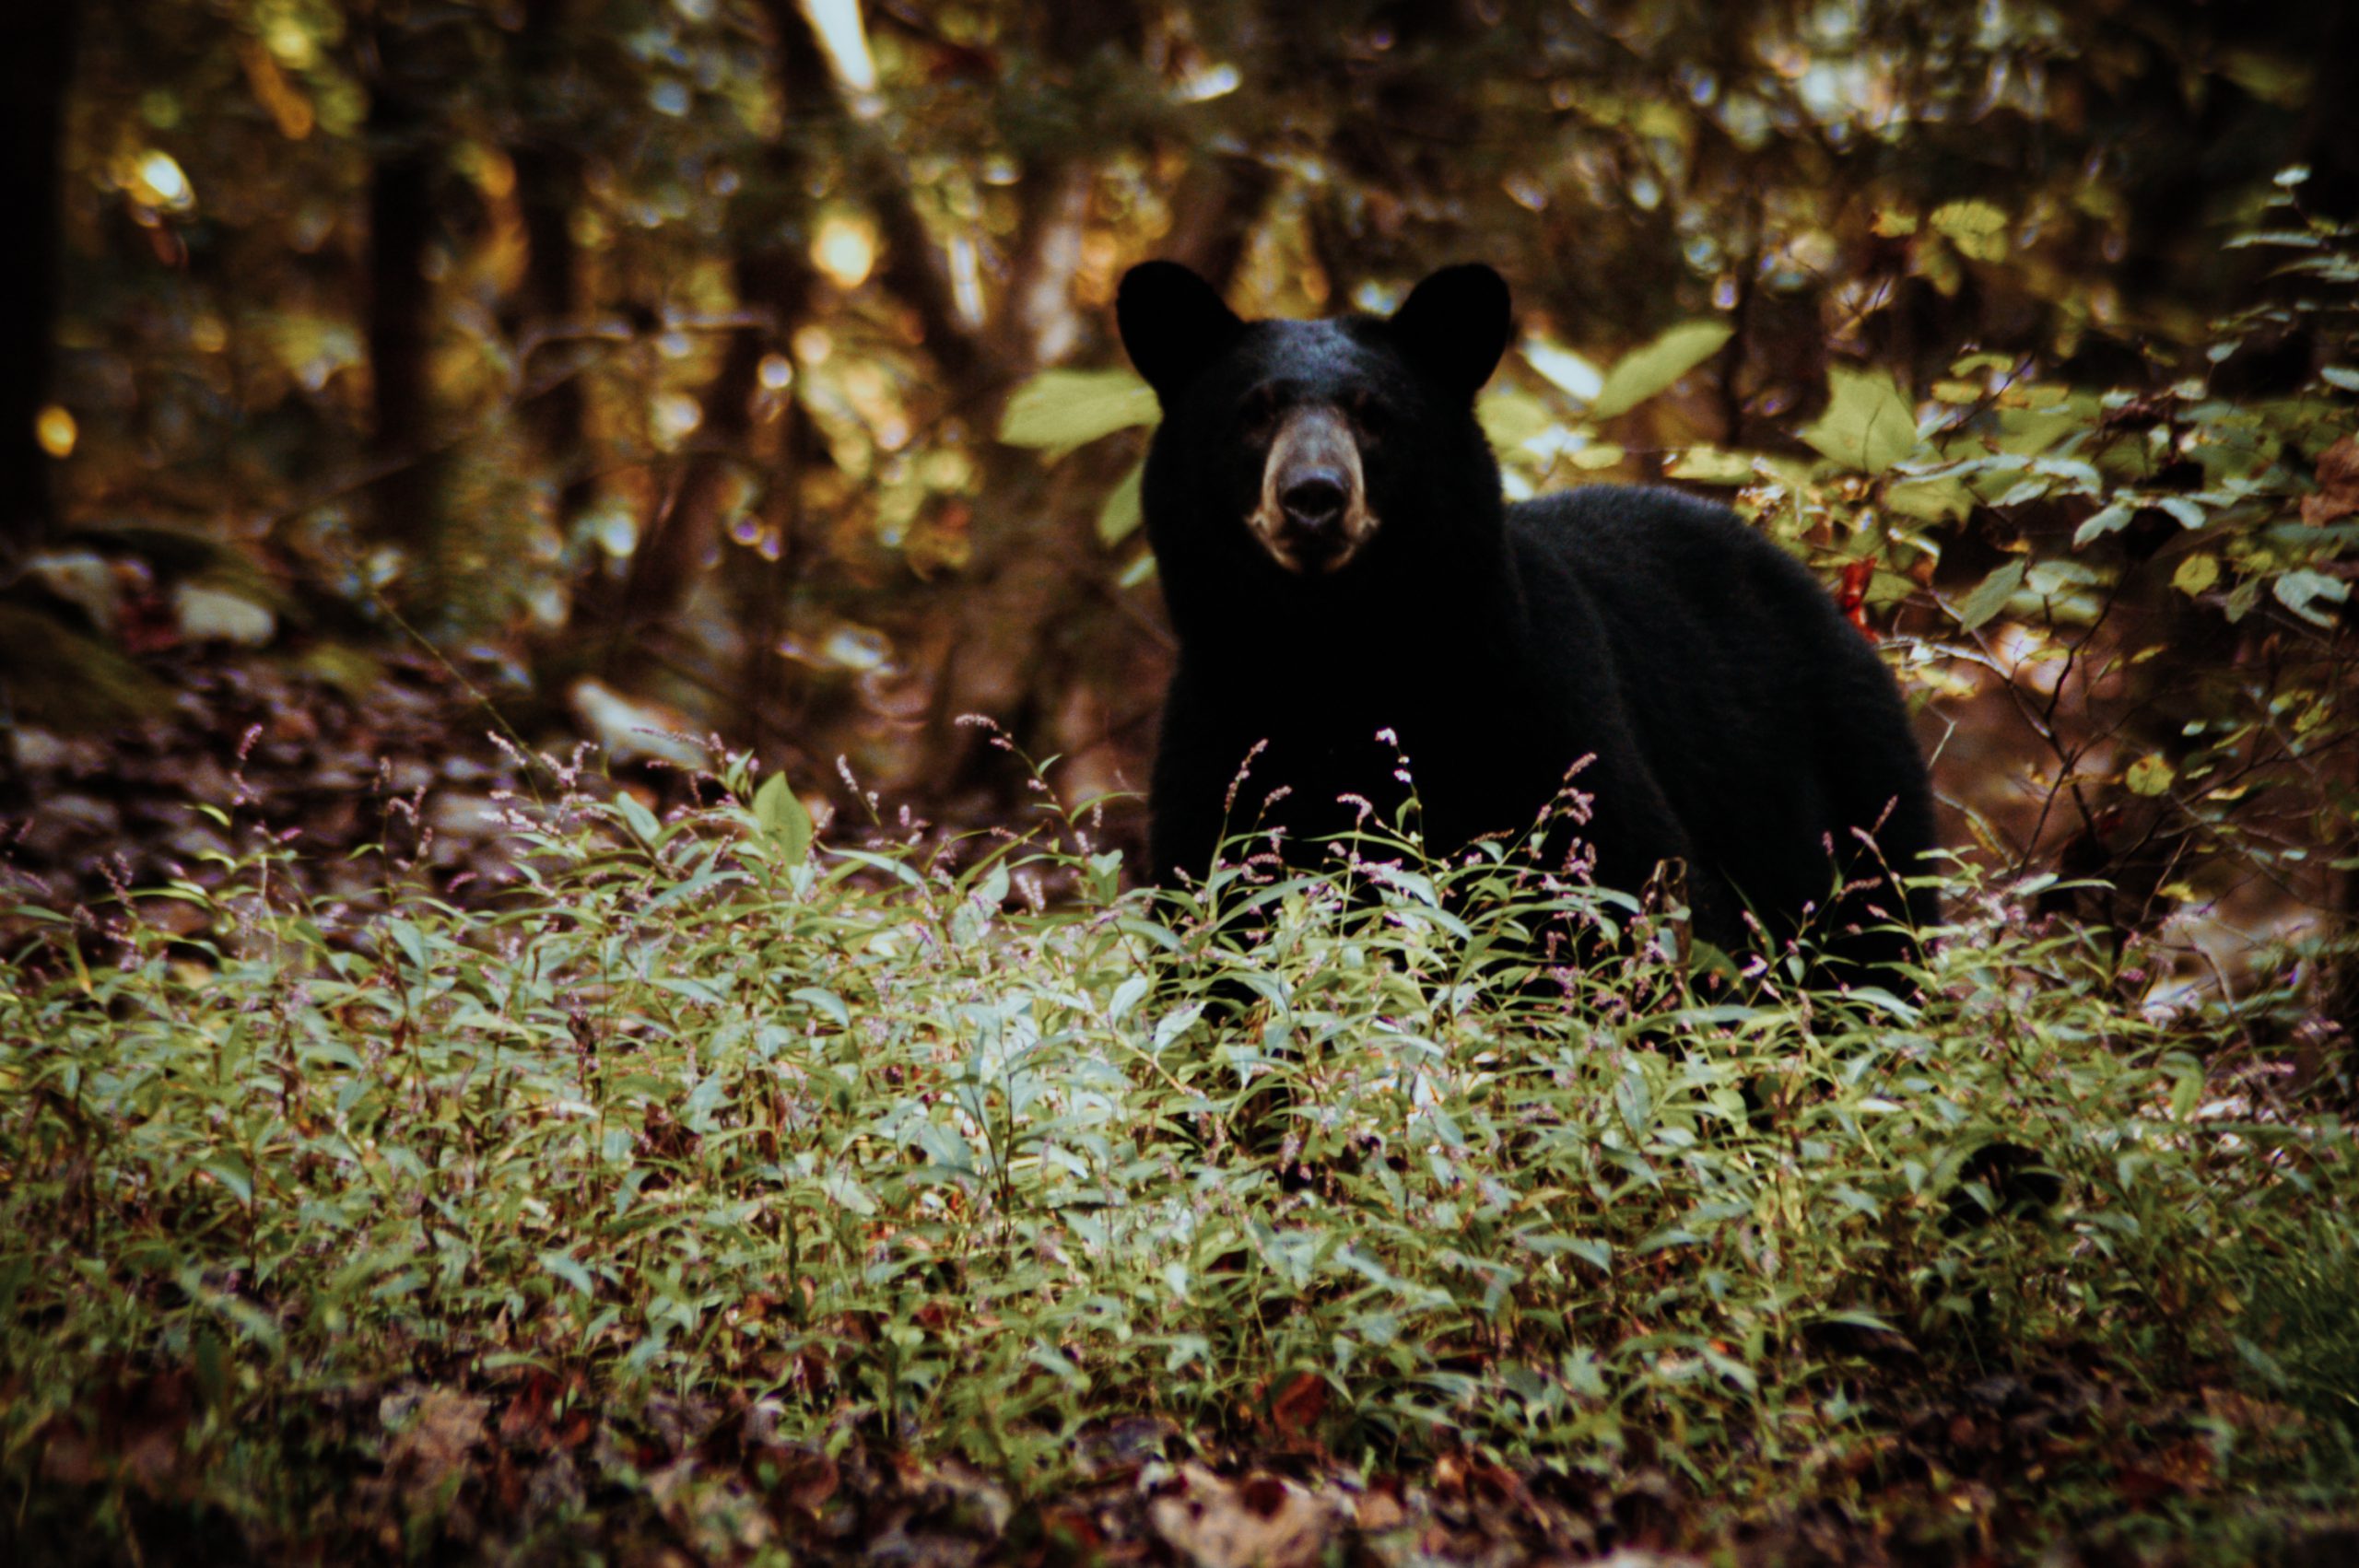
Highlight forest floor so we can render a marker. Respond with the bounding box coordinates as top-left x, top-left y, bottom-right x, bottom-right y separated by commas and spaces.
18, 1364, 2354, 1567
